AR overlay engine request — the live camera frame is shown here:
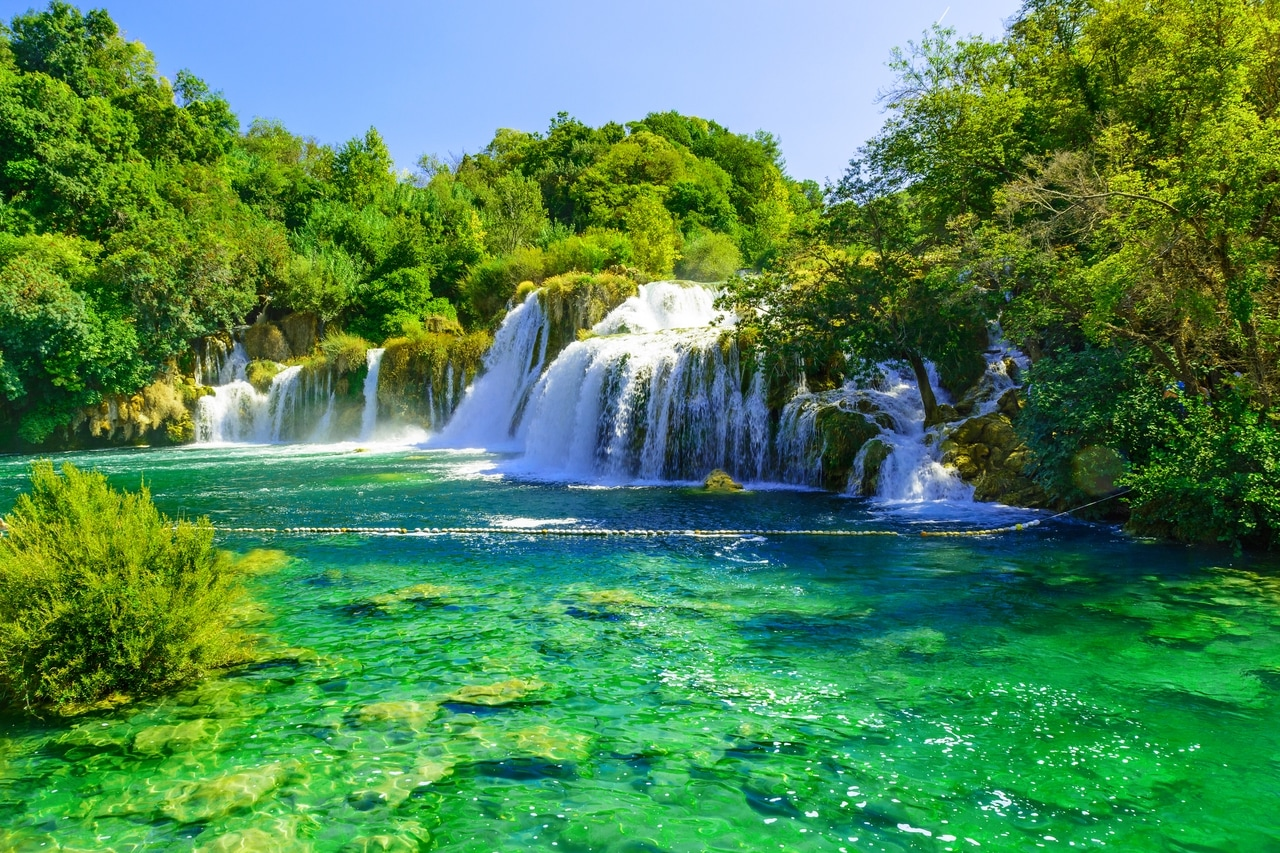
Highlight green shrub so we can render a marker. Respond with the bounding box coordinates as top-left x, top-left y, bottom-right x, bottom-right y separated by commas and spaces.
0, 462, 251, 715
459, 246, 546, 326
543, 229, 634, 277
675, 231, 741, 282
1123, 392, 1280, 551
1018, 346, 1179, 509
318, 331, 373, 375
